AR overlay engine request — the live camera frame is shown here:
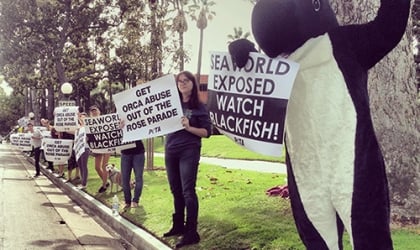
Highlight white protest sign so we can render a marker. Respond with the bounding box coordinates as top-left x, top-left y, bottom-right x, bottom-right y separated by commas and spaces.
59, 100, 76, 107
10, 133, 32, 151
10, 133, 19, 146
18, 117, 29, 127
84, 113, 134, 154
73, 127, 86, 161
42, 138, 73, 164
113, 74, 184, 142
208, 51, 299, 157
19, 133, 33, 151
54, 106, 79, 132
